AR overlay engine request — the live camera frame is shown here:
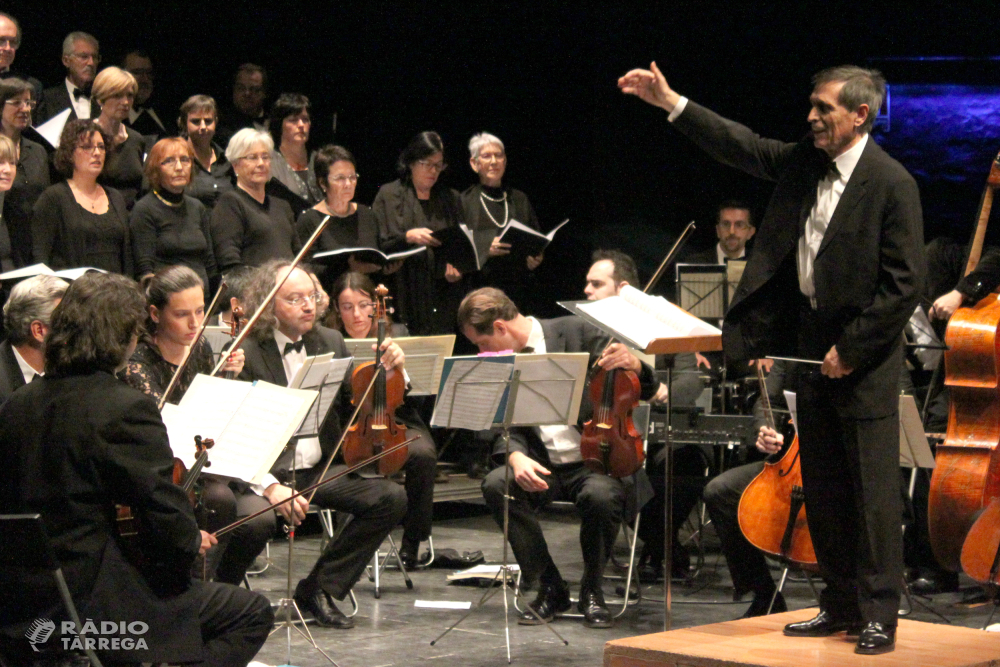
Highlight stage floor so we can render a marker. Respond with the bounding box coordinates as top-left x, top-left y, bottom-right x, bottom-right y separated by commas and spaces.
248, 499, 1000, 667
606, 607, 1000, 667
